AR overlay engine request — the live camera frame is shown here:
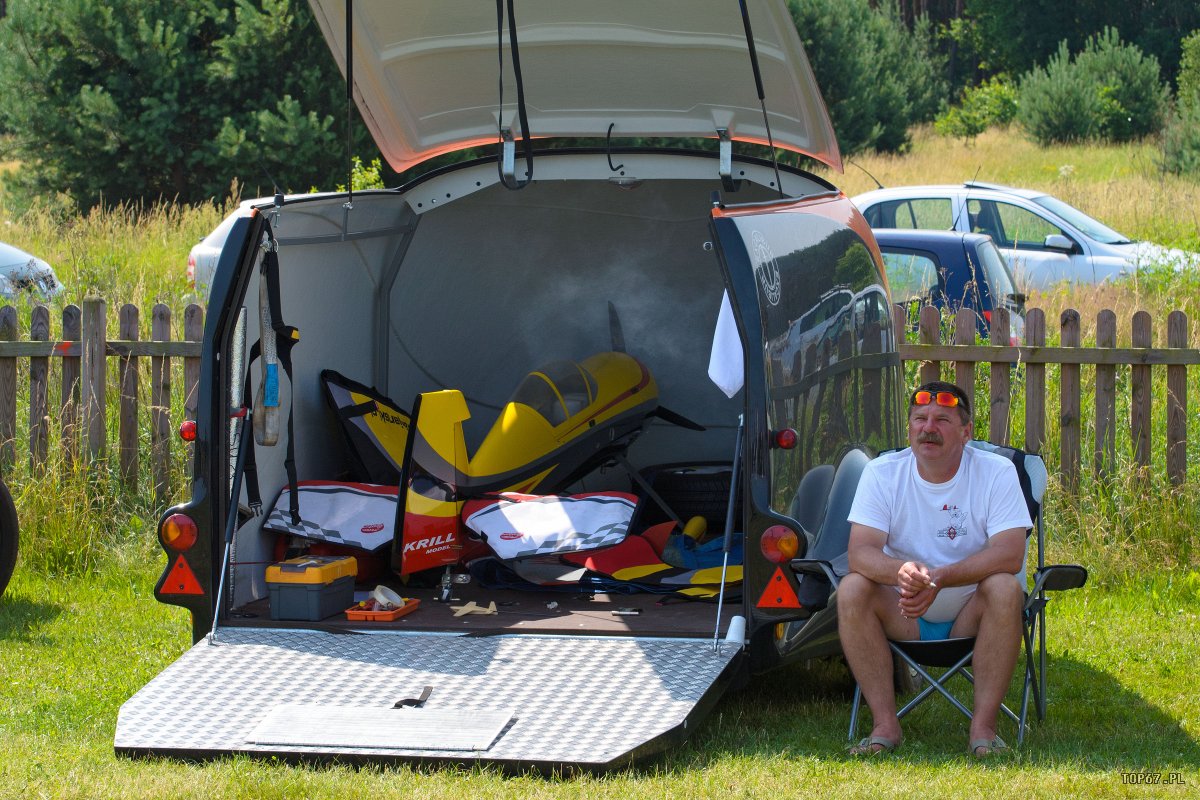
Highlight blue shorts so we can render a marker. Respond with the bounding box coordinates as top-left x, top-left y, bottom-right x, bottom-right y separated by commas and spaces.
917, 617, 955, 641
